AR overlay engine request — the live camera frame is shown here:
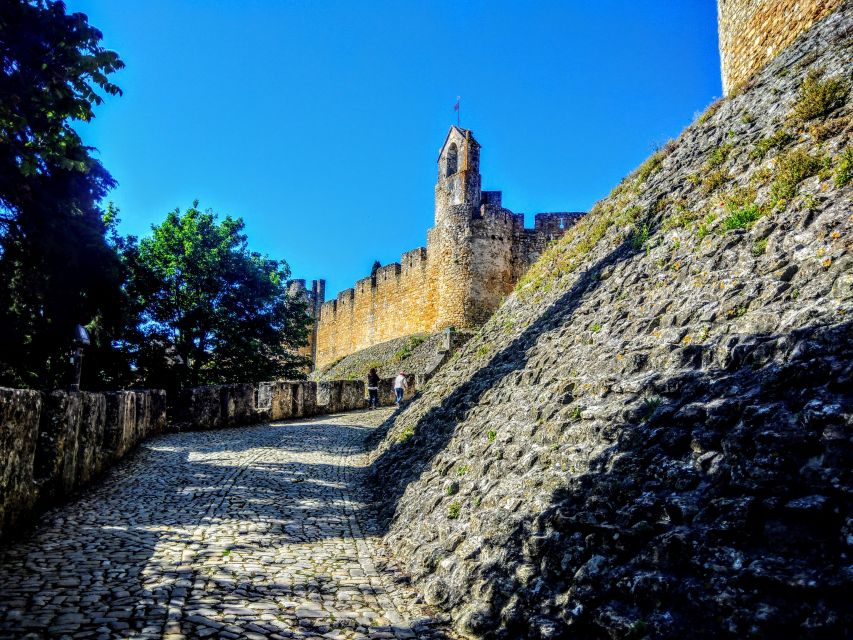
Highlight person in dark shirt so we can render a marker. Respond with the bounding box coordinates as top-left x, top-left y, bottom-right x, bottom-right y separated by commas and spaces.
367, 368, 380, 409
